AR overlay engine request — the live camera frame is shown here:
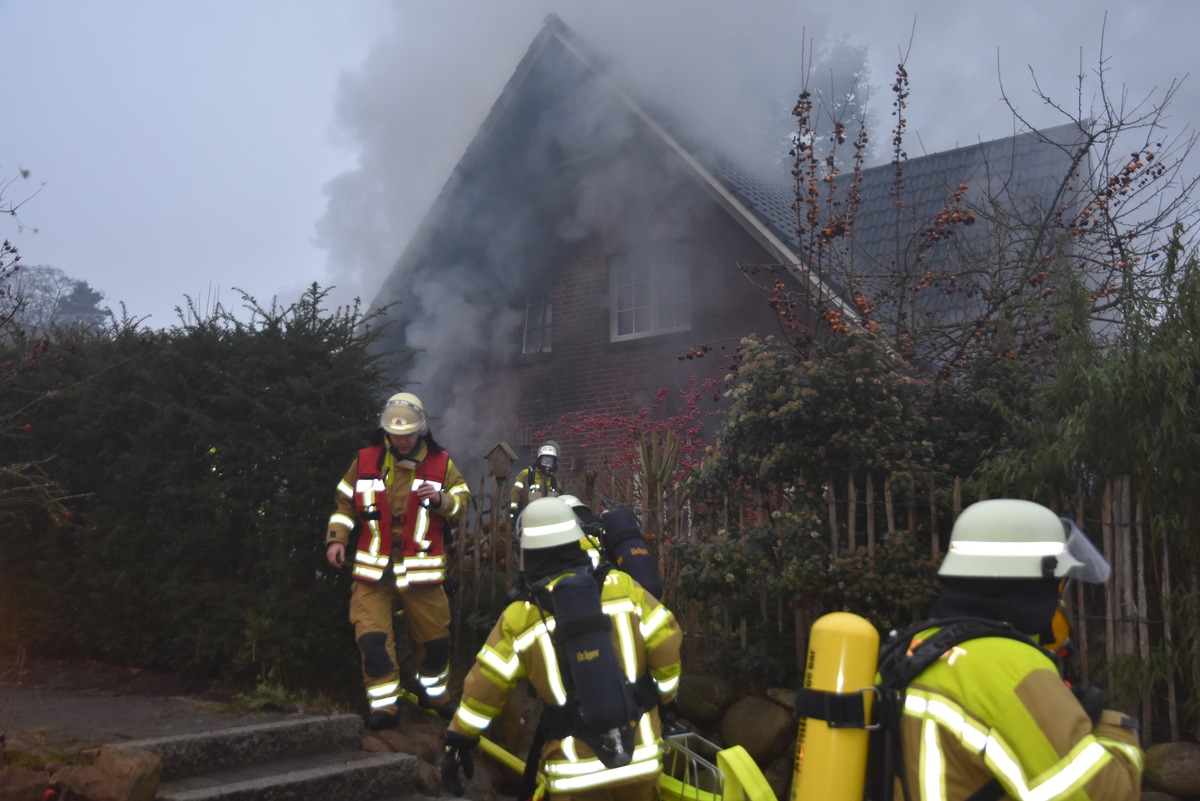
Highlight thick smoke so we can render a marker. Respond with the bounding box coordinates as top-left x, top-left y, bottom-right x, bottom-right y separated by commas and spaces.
315, 1, 1199, 478
316, 2, 828, 473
